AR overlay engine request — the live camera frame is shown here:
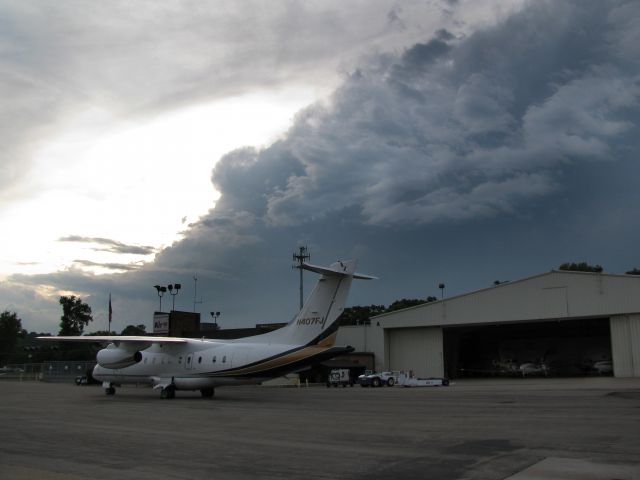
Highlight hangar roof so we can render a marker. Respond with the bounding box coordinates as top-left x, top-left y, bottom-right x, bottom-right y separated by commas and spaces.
375, 271, 640, 329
